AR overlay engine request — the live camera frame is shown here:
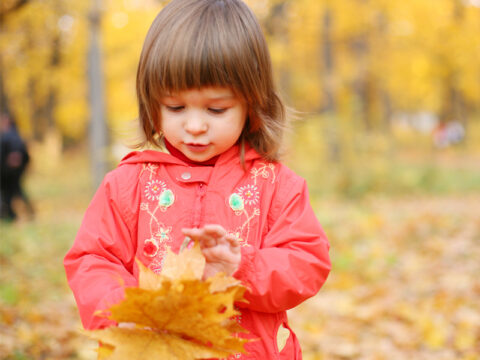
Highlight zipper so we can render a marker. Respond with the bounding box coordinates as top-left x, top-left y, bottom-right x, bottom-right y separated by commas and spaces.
193, 183, 207, 227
